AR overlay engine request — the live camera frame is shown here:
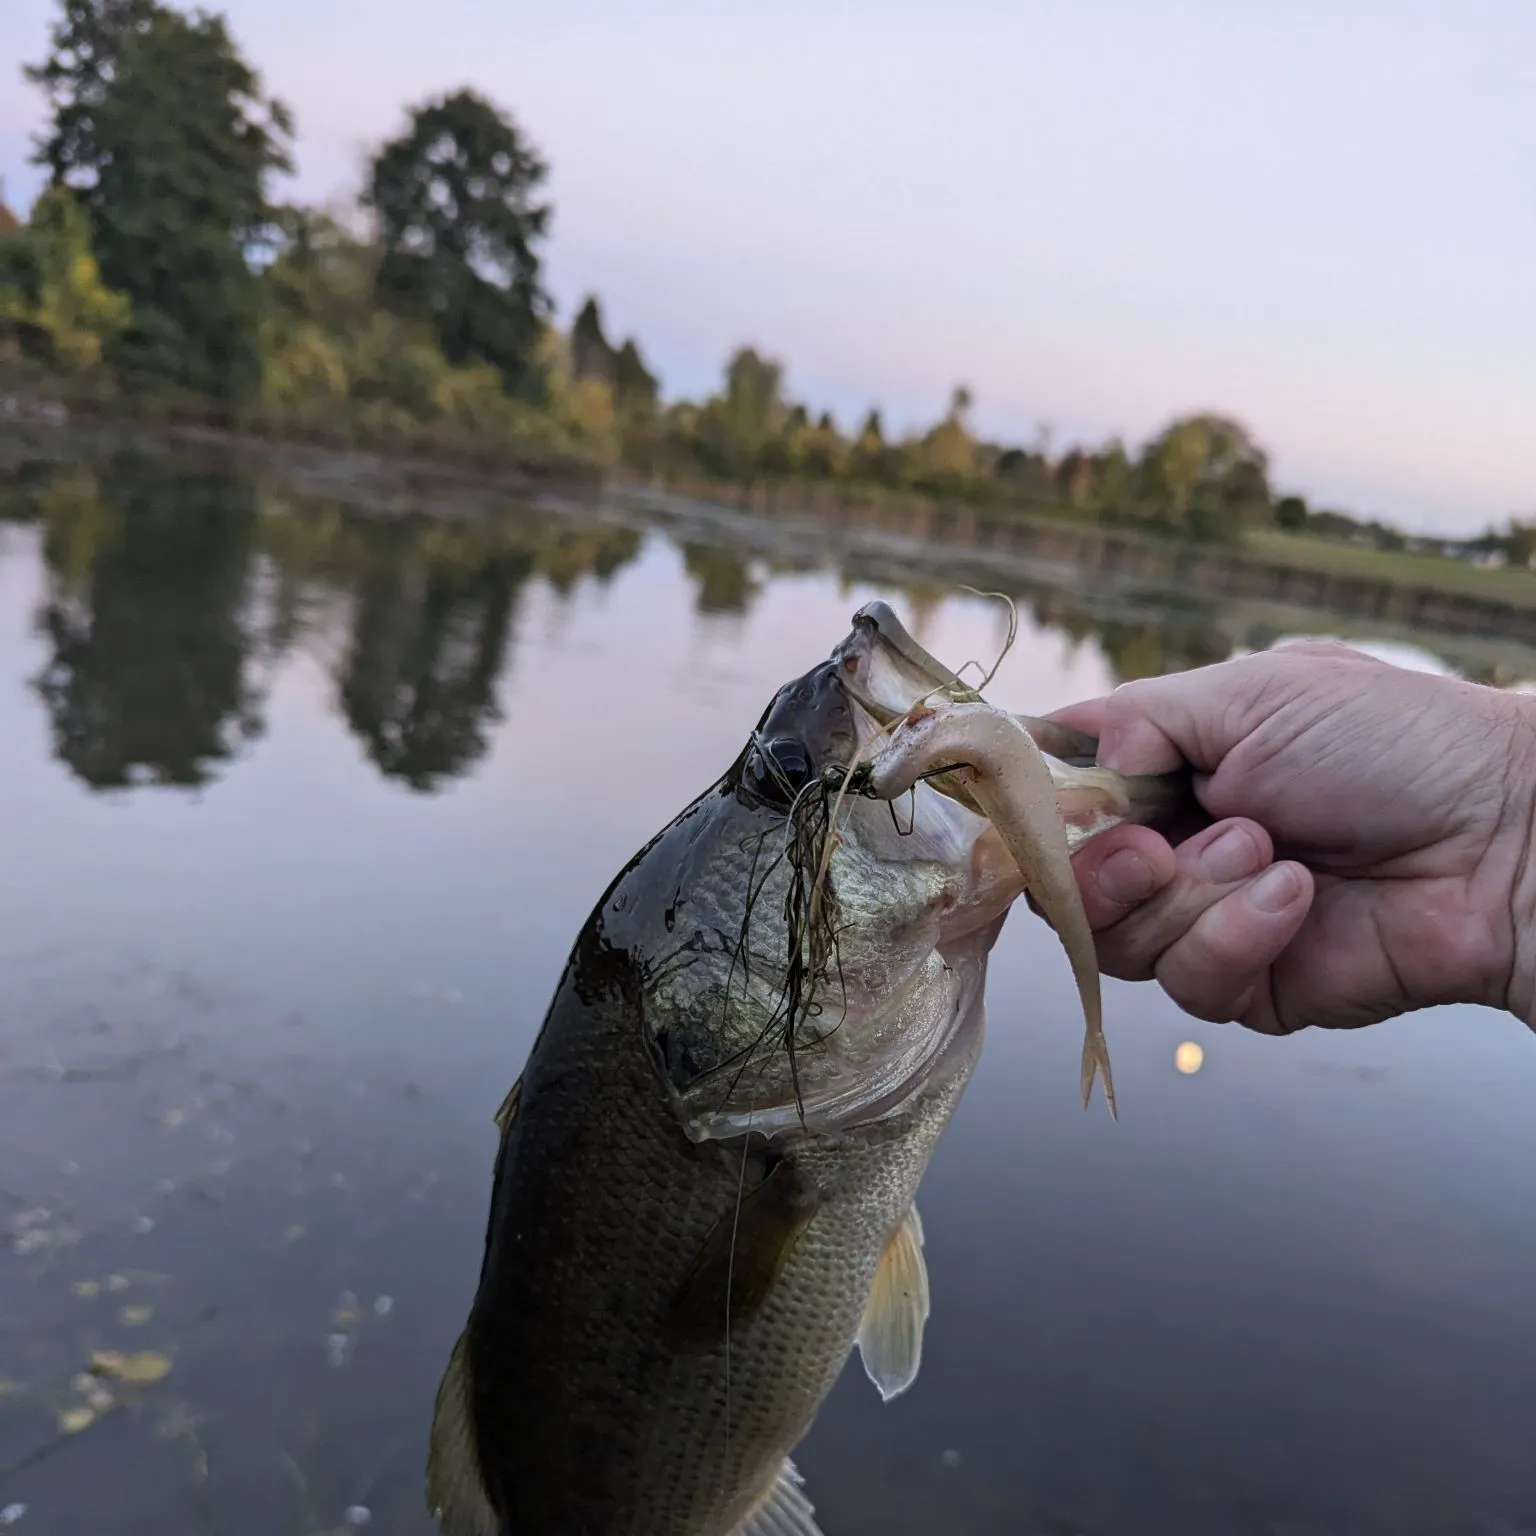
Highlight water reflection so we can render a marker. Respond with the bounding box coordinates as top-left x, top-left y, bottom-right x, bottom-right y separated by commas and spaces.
336, 527, 531, 792
31, 462, 265, 789
0, 457, 654, 795
1, 447, 1534, 808
681, 541, 762, 617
